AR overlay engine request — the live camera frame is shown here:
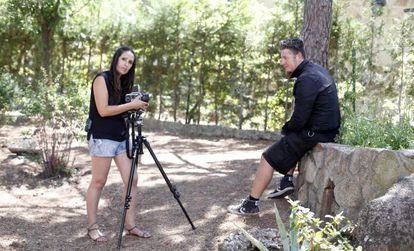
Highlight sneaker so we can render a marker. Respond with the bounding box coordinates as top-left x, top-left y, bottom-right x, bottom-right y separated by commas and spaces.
227, 198, 260, 216
267, 175, 294, 199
